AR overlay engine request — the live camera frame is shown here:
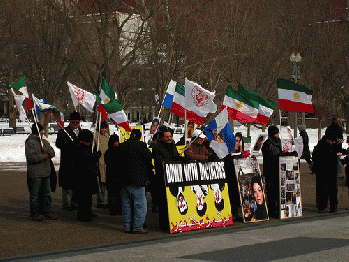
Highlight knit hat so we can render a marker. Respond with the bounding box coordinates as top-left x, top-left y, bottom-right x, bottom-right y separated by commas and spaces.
325, 128, 337, 141
268, 125, 279, 137
298, 125, 306, 132
69, 111, 80, 121
31, 123, 44, 135
78, 129, 93, 143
